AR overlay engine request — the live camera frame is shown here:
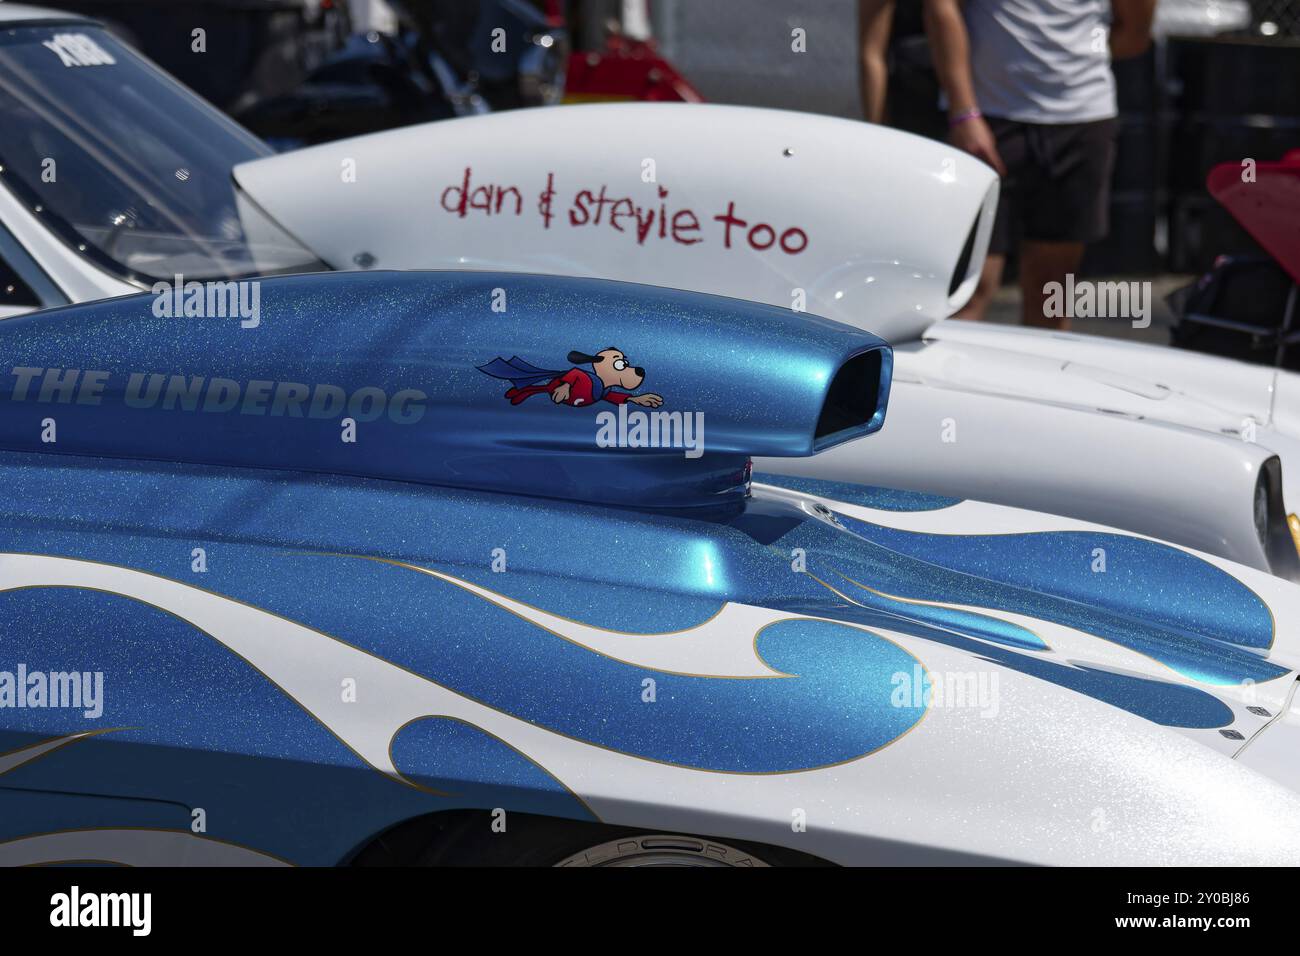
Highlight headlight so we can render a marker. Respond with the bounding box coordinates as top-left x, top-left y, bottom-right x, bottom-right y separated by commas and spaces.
1256, 456, 1300, 582
1255, 477, 1270, 547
